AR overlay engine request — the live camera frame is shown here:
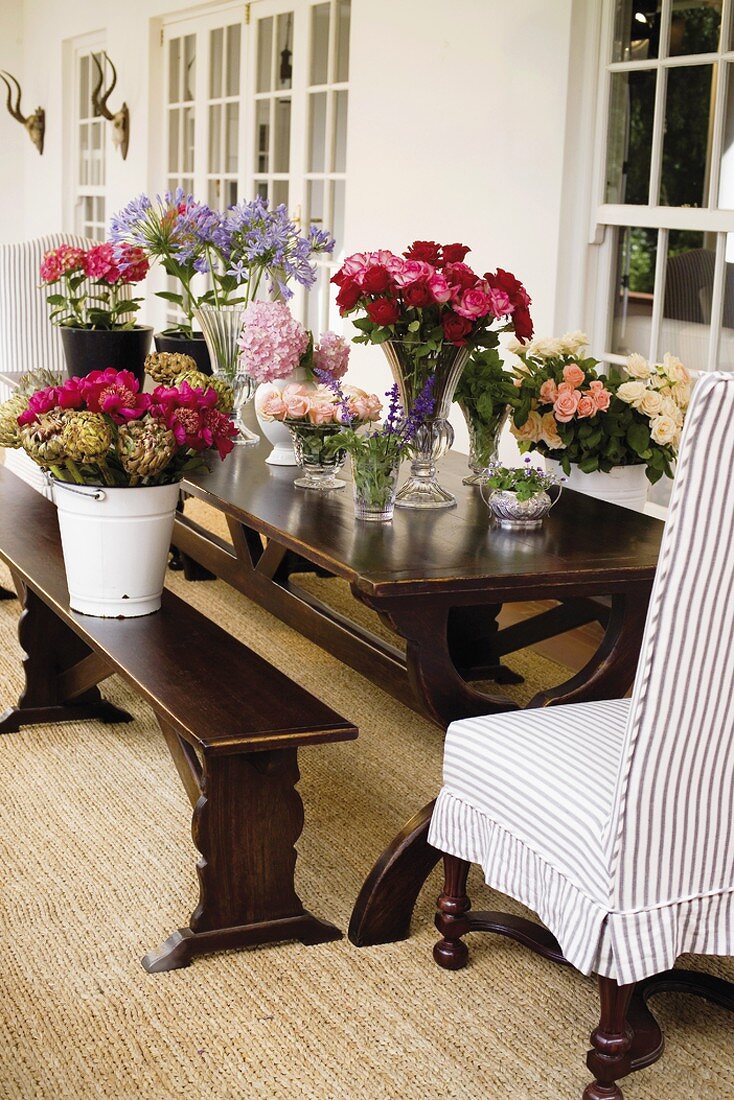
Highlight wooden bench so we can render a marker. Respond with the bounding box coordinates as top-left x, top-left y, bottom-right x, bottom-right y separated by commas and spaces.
0, 466, 357, 972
